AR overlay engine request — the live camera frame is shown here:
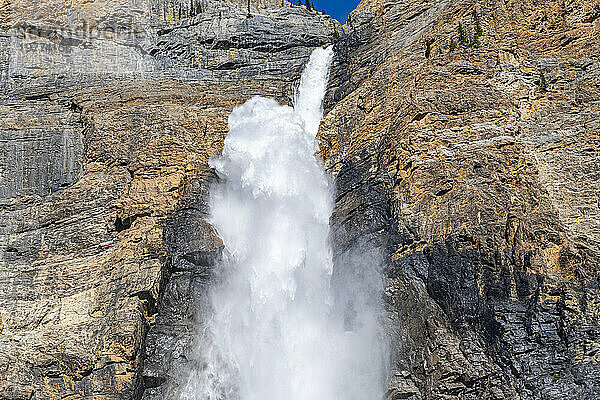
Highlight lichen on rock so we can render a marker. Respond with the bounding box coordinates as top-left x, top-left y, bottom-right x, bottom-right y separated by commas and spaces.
320, 0, 600, 399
